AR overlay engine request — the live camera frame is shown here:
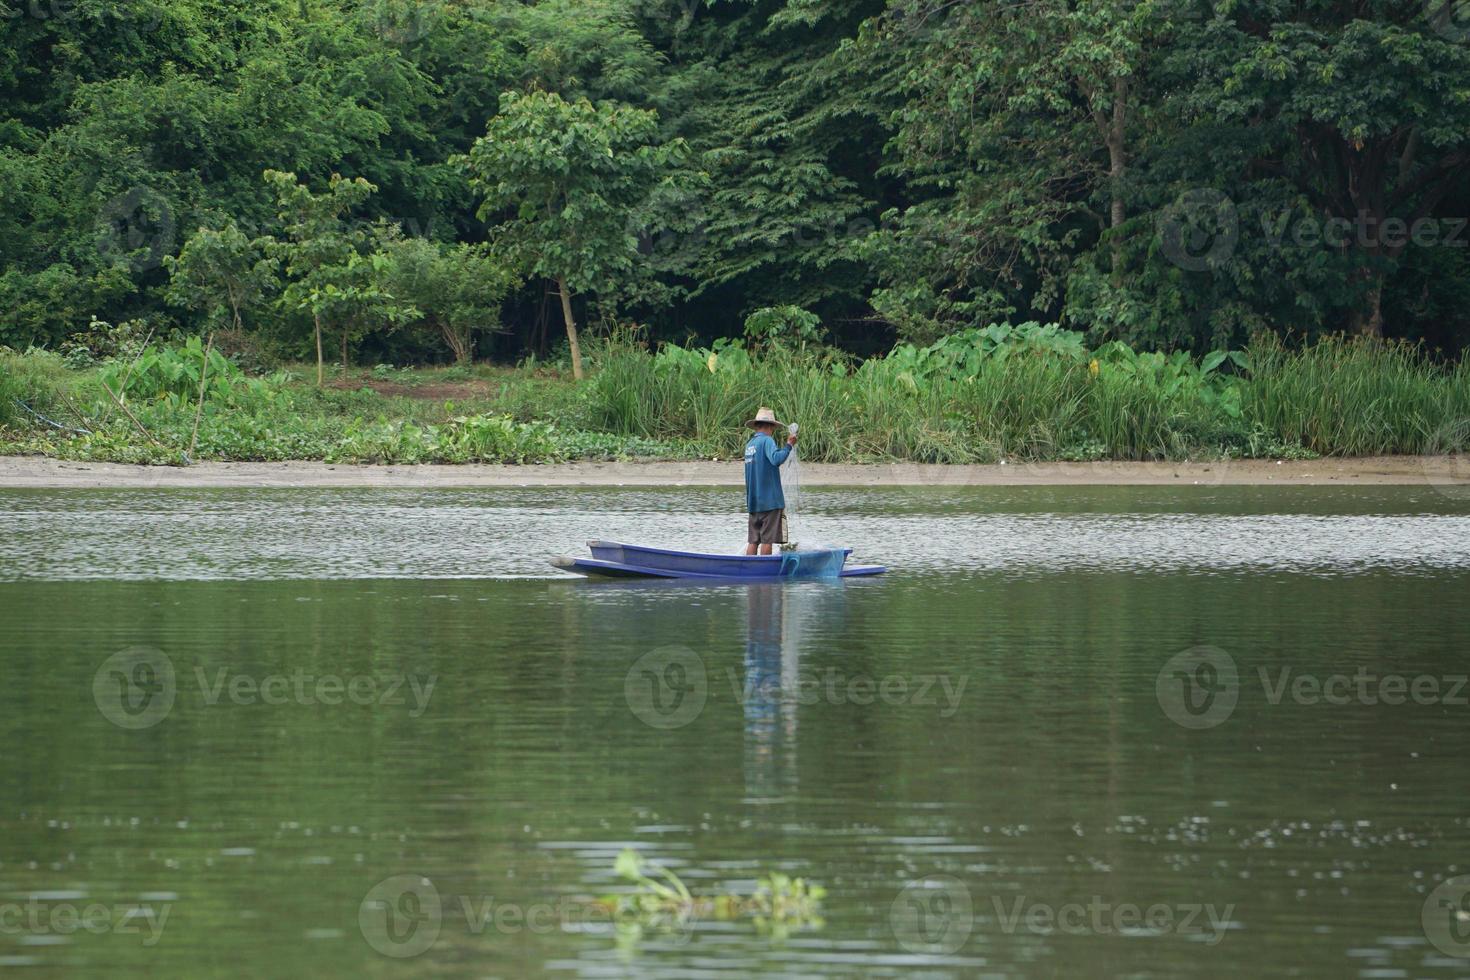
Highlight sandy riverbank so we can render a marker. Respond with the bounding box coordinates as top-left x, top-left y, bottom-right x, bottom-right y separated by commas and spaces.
1, 455, 1465, 488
